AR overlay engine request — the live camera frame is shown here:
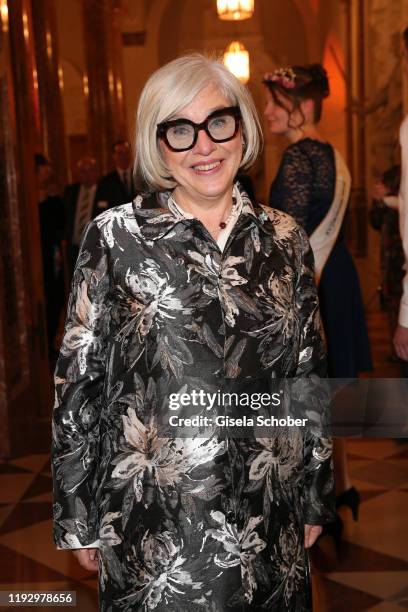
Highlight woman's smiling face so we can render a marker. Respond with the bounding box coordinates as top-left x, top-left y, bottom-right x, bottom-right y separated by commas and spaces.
159, 83, 243, 207
264, 88, 294, 136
